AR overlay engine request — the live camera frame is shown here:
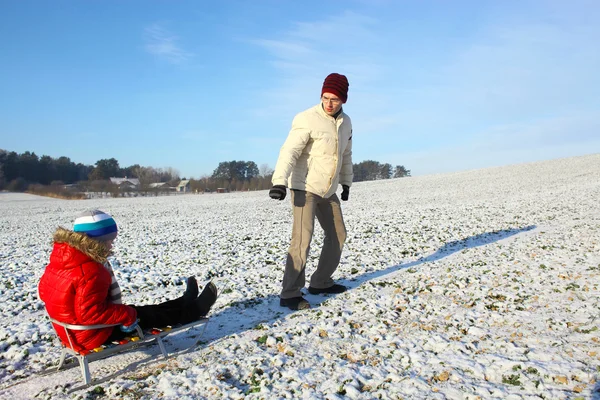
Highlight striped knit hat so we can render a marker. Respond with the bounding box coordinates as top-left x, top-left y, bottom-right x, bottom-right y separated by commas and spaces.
321, 73, 349, 103
73, 209, 118, 242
